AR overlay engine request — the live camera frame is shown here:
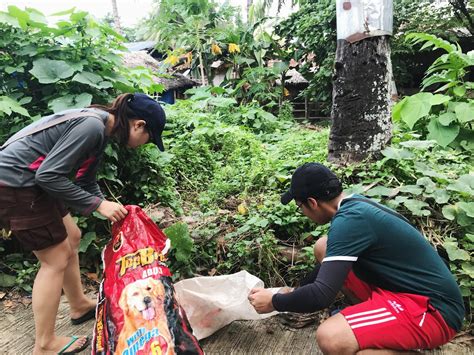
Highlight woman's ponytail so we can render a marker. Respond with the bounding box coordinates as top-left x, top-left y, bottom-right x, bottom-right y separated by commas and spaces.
89, 93, 137, 145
